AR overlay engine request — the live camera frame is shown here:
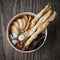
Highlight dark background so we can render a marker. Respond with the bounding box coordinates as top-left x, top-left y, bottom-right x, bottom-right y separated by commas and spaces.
0, 0, 60, 60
